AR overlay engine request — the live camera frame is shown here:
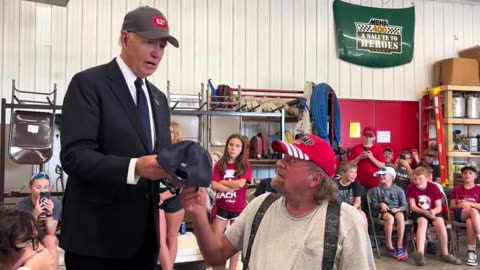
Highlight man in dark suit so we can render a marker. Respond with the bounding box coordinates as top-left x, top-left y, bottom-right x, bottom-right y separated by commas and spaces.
59, 6, 179, 270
